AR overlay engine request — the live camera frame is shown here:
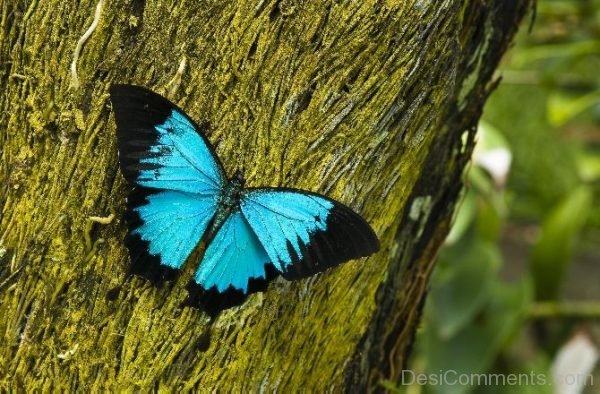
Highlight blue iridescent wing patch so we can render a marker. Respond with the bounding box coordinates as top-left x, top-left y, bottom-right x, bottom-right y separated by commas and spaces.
110, 85, 224, 281
126, 189, 219, 278
240, 188, 379, 280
